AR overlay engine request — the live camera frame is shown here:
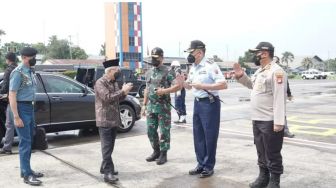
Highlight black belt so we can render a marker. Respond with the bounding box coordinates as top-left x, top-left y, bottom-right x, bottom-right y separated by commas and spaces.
17, 101, 34, 104
195, 97, 209, 101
